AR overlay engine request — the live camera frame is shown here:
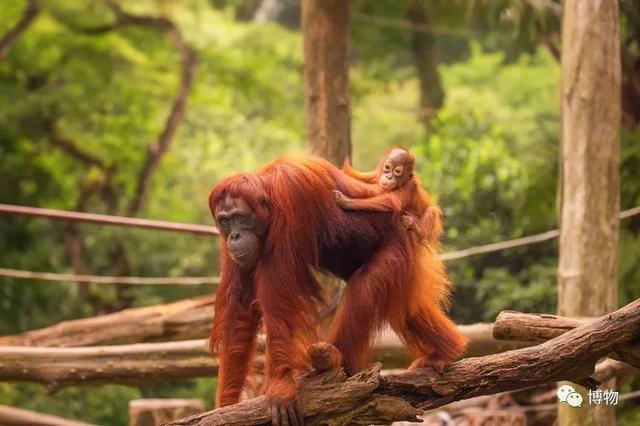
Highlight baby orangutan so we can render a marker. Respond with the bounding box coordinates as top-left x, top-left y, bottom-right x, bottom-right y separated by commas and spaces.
334, 147, 442, 245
